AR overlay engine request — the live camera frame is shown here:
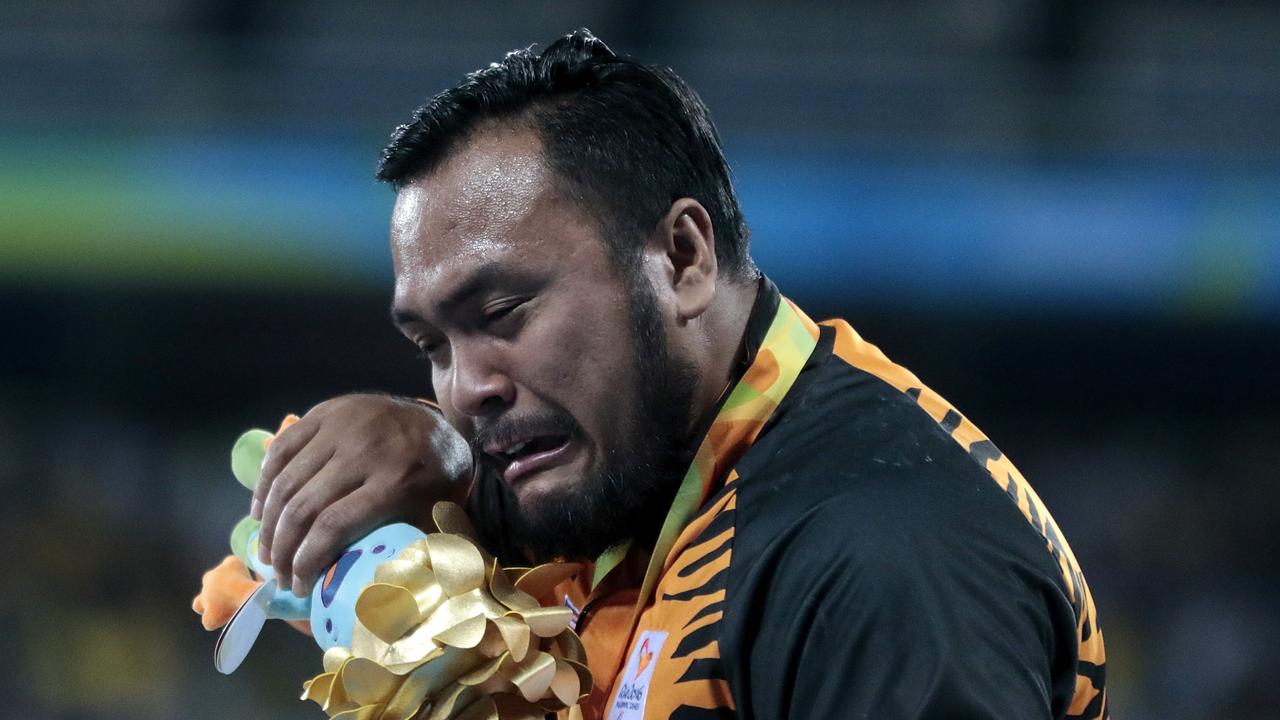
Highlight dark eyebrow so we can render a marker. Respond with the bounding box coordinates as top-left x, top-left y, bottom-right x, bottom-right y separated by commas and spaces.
390, 261, 522, 328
